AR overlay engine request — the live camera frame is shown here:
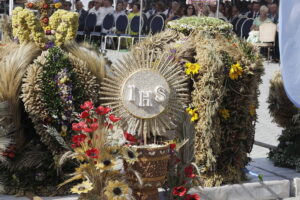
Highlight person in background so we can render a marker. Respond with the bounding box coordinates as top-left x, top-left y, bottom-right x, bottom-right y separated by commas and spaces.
251, 5, 272, 31
195, 2, 210, 17
76, 1, 88, 31
122, 0, 129, 14
165, 4, 184, 24
167, 1, 180, 18
185, 4, 196, 17
89, 0, 103, 31
113, 1, 125, 21
218, 2, 228, 21
268, 2, 278, 24
127, 0, 134, 13
247, 2, 260, 19
230, 5, 241, 22
64, 1, 72, 11
98, 0, 114, 30
88, 1, 95, 11
208, 1, 216, 17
